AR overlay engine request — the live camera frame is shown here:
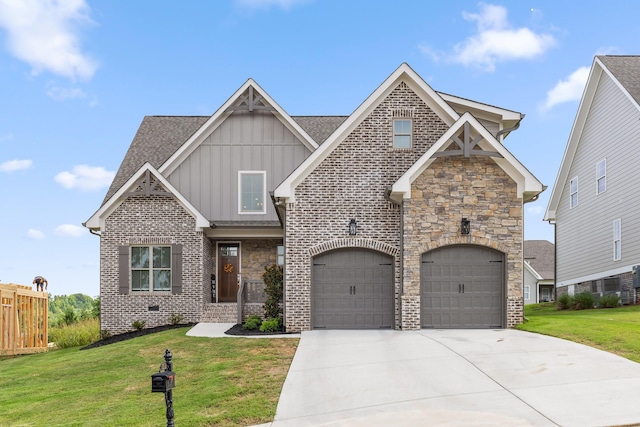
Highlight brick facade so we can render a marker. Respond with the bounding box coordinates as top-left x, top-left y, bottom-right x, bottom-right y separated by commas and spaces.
284, 83, 525, 332
100, 194, 209, 334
